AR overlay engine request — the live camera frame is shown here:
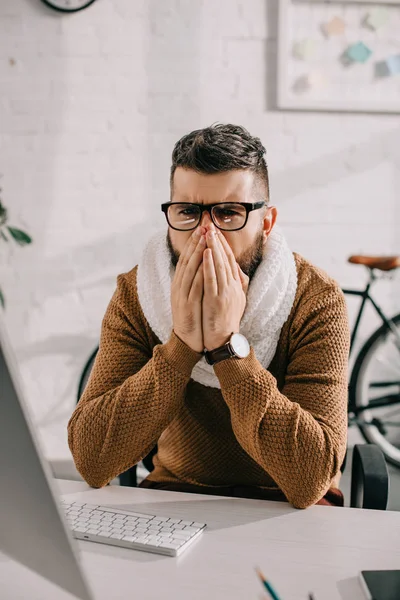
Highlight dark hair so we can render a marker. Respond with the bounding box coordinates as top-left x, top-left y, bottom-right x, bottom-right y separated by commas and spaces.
170, 123, 269, 200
